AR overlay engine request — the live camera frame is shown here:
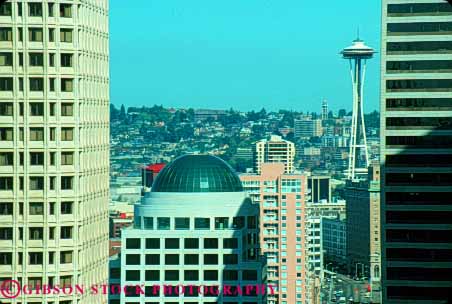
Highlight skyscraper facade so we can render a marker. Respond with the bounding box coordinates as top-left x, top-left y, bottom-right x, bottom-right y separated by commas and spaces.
119, 155, 266, 304
241, 163, 308, 304
380, 1, 452, 303
0, 1, 109, 303
253, 135, 295, 174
